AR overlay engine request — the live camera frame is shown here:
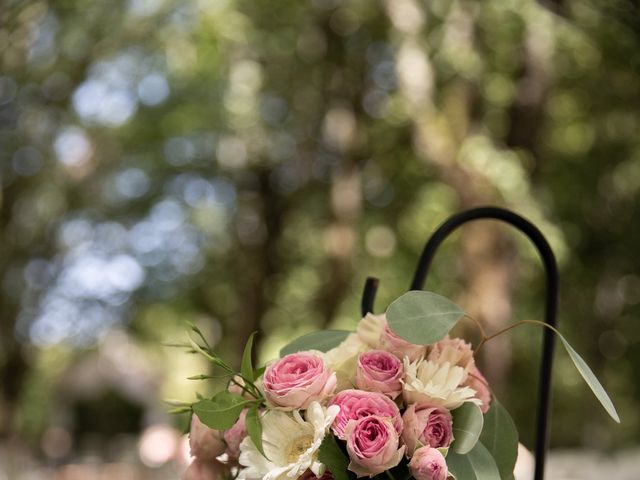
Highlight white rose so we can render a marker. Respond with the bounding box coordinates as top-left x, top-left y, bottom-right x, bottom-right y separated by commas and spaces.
356, 313, 386, 348
325, 333, 368, 391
